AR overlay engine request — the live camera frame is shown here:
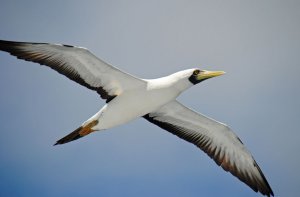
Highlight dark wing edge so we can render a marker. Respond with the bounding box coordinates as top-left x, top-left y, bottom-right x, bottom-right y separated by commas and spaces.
0, 40, 116, 102
143, 102, 274, 196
